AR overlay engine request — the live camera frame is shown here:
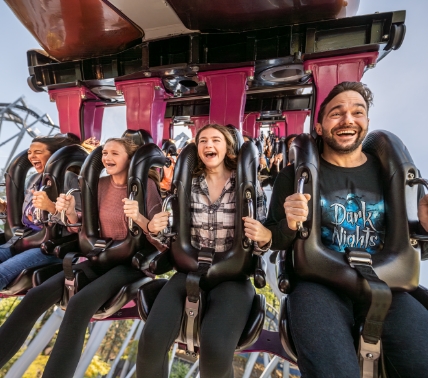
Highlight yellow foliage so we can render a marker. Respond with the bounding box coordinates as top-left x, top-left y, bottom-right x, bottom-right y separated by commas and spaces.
22, 355, 49, 378
84, 355, 111, 377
